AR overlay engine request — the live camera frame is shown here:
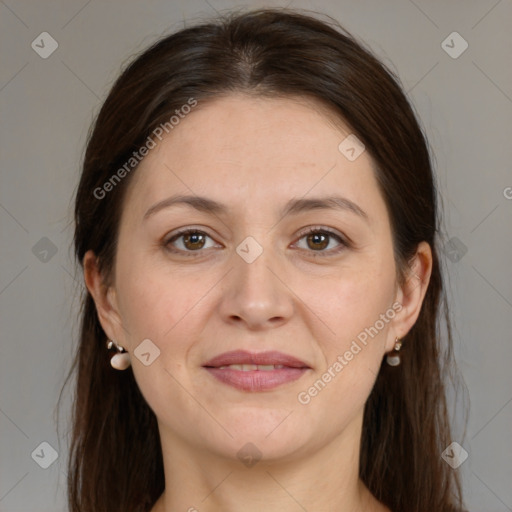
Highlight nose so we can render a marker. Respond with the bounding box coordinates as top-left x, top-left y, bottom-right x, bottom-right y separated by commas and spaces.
218, 240, 294, 331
